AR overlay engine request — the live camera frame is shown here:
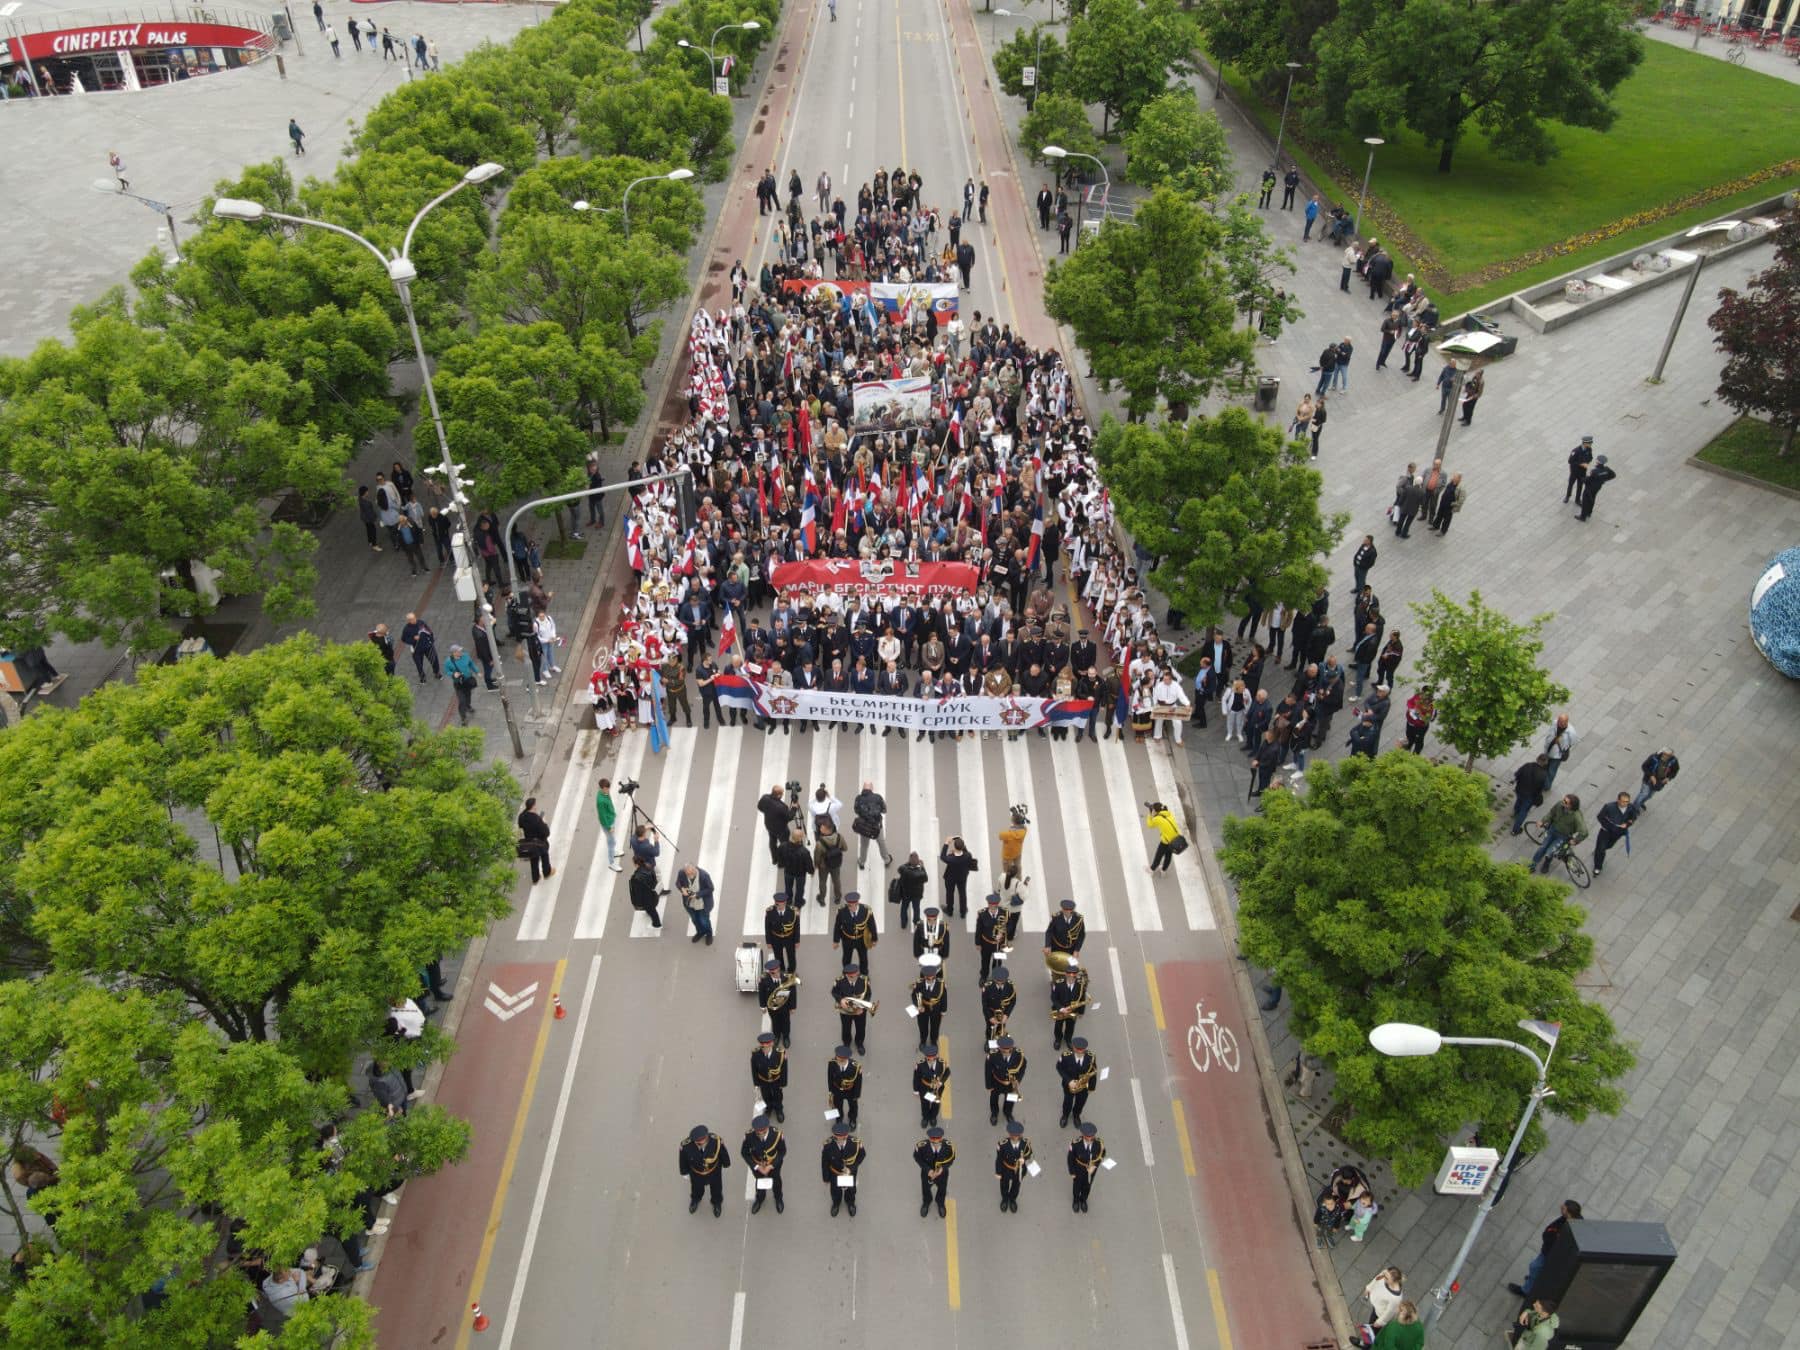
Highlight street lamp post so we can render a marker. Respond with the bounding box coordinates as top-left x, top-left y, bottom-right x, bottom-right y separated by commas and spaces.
1042, 144, 1109, 239
1648, 220, 1740, 384
1272, 61, 1302, 168
211, 163, 530, 759
92, 179, 183, 259
1353, 136, 1384, 237
1370, 1020, 1562, 1334
678, 19, 760, 94
575, 168, 695, 238
993, 6, 1012, 45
